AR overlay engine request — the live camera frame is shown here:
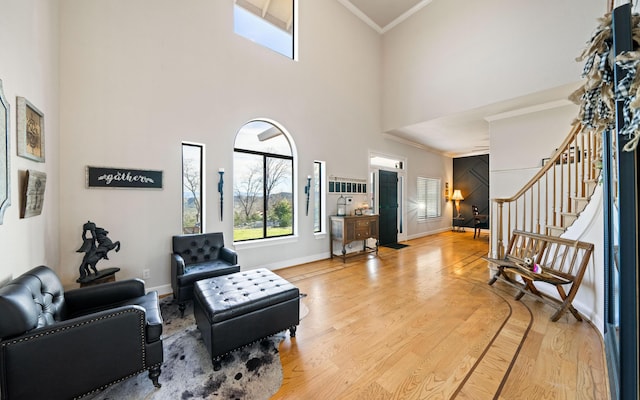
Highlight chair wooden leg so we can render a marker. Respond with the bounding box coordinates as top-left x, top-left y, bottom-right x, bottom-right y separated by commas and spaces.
148, 365, 161, 388
178, 302, 186, 317
552, 286, 583, 322
488, 267, 502, 285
